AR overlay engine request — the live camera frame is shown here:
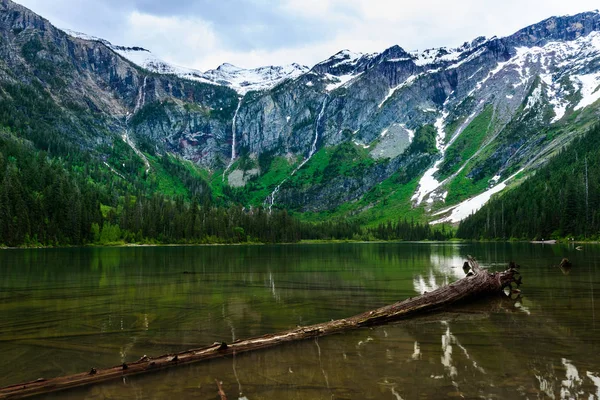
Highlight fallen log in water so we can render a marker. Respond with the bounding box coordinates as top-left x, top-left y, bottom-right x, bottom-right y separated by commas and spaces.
0, 256, 521, 399
215, 379, 227, 400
